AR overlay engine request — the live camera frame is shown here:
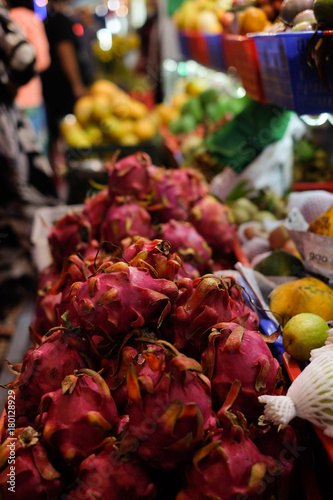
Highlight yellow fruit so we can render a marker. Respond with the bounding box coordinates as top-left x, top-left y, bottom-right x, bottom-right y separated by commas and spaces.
90, 79, 120, 100
269, 277, 333, 326
282, 313, 329, 361
119, 132, 140, 145
84, 124, 103, 145
127, 100, 148, 119
59, 114, 79, 136
154, 104, 179, 125
307, 204, 333, 236
101, 116, 122, 142
171, 93, 189, 109
73, 95, 94, 127
240, 7, 268, 35
134, 117, 156, 141
91, 95, 111, 122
